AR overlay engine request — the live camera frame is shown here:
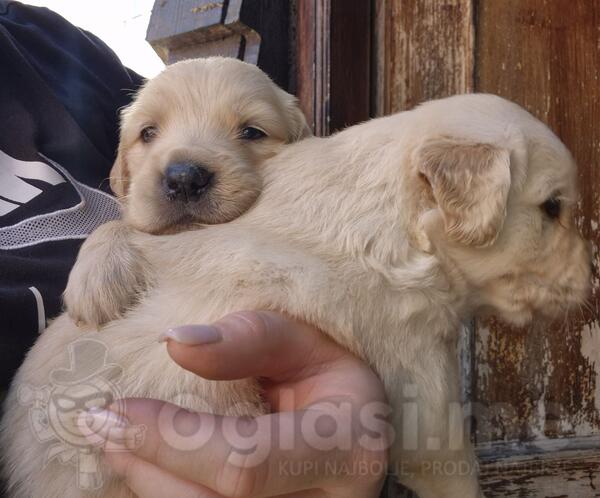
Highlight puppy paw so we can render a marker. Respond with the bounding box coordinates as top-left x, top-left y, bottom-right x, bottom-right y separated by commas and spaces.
64, 221, 148, 329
